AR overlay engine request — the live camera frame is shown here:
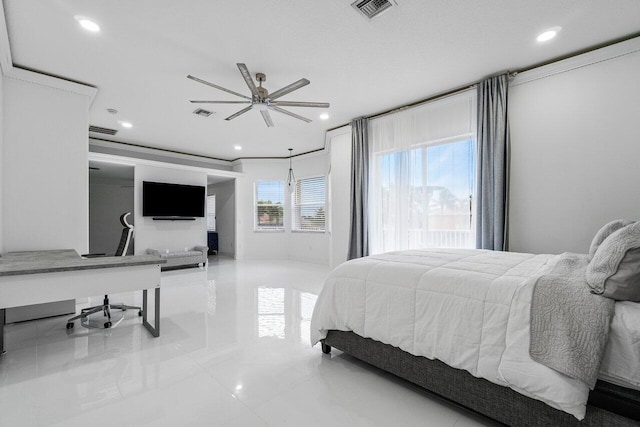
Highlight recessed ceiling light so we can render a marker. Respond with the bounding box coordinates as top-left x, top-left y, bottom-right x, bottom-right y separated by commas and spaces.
319, 113, 330, 120
234, 145, 242, 151
119, 121, 133, 128
537, 27, 561, 42
74, 15, 100, 32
